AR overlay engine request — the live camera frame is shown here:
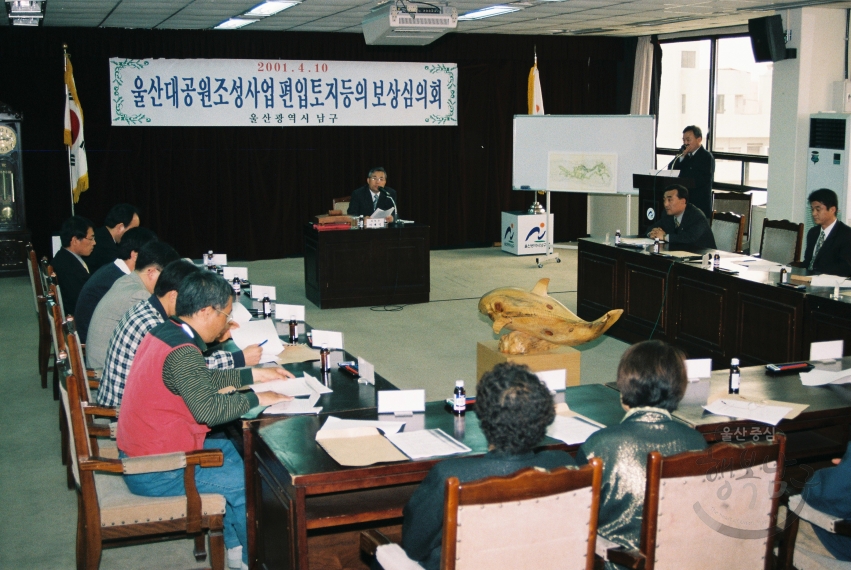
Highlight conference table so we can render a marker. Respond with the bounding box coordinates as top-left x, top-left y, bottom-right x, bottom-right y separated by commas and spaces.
242, 384, 624, 570
577, 237, 851, 369
302, 223, 430, 309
